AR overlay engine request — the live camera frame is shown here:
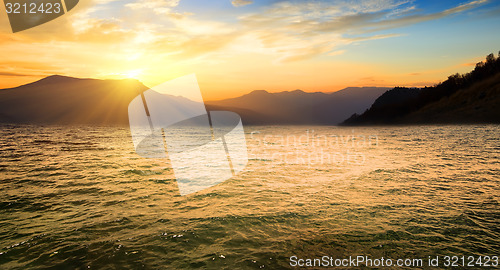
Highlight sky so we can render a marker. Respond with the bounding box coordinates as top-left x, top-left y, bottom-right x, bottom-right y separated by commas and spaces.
0, 0, 499, 100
